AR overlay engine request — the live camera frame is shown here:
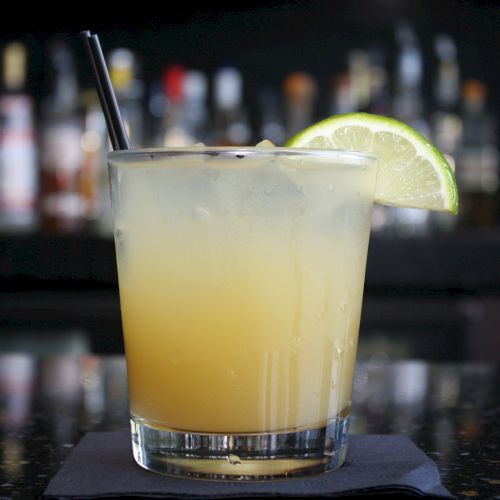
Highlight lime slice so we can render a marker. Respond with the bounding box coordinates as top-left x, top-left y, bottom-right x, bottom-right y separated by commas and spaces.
286, 112, 458, 214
